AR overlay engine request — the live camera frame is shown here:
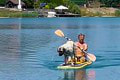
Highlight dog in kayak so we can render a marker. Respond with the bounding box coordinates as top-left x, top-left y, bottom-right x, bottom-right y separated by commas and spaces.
57, 40, 75, 65
57, 40, 87, 65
